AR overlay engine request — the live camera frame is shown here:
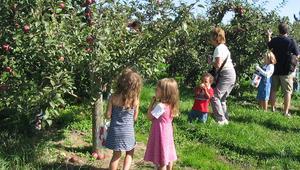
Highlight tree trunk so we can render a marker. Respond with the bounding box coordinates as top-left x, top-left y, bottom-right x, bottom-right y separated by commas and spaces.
92, 93, 103, 152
